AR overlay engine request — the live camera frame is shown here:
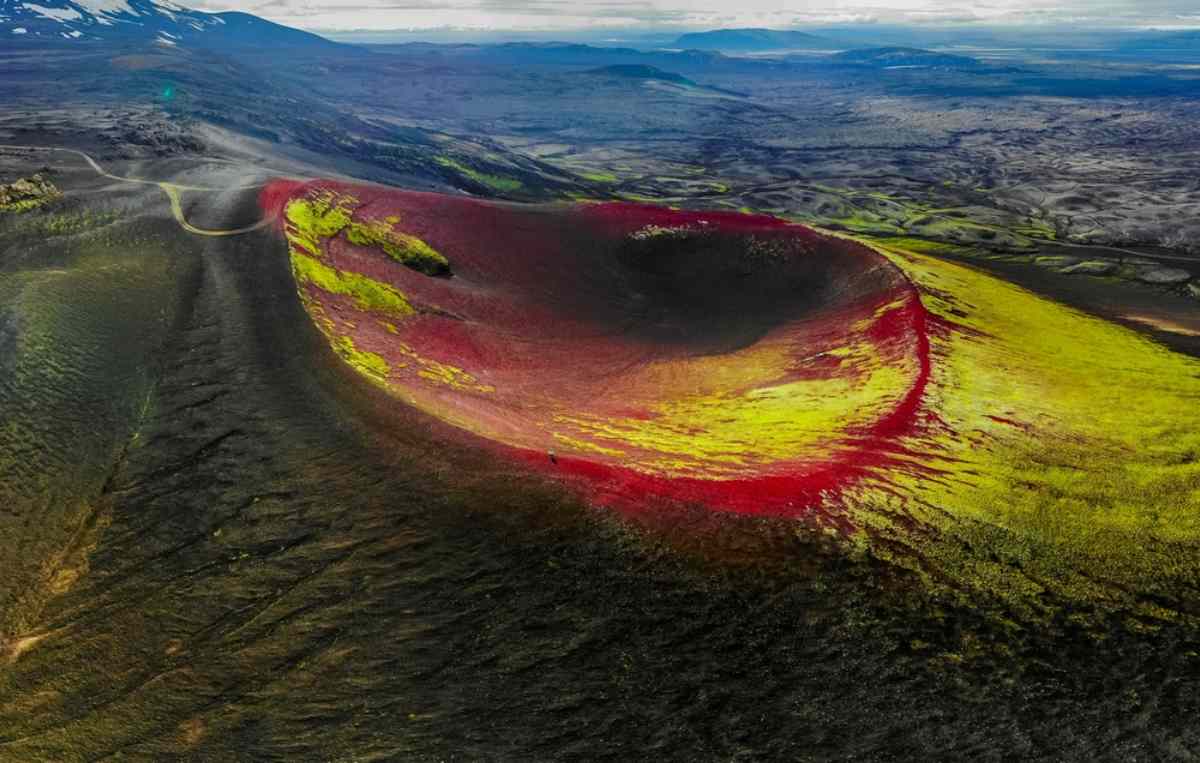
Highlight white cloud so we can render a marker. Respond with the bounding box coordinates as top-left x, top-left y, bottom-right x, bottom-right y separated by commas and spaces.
176, 0, 1200, 32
